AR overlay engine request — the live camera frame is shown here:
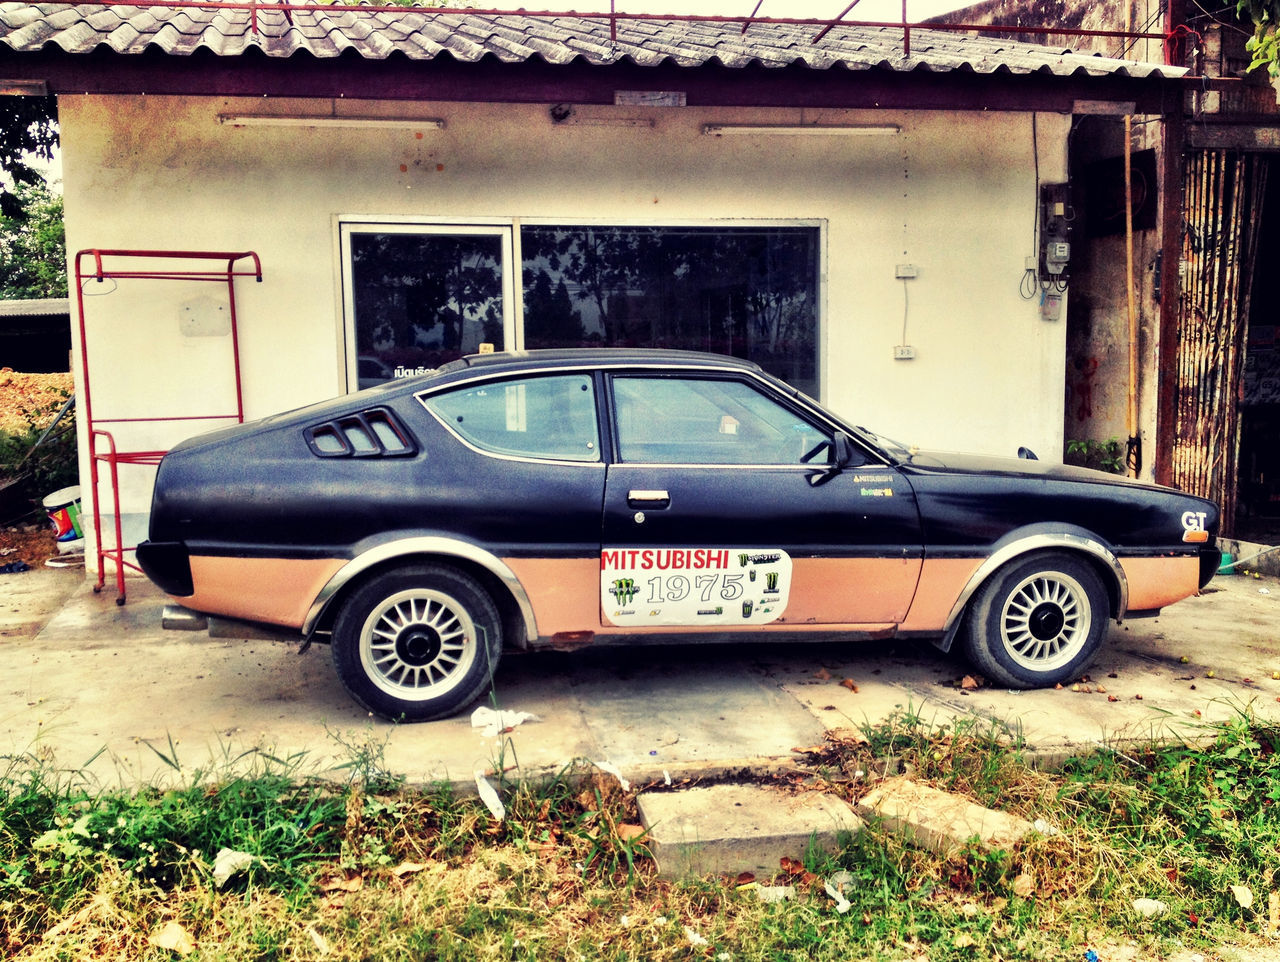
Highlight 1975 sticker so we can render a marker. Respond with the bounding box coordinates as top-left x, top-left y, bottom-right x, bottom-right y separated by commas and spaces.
601, 547, 792, 627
